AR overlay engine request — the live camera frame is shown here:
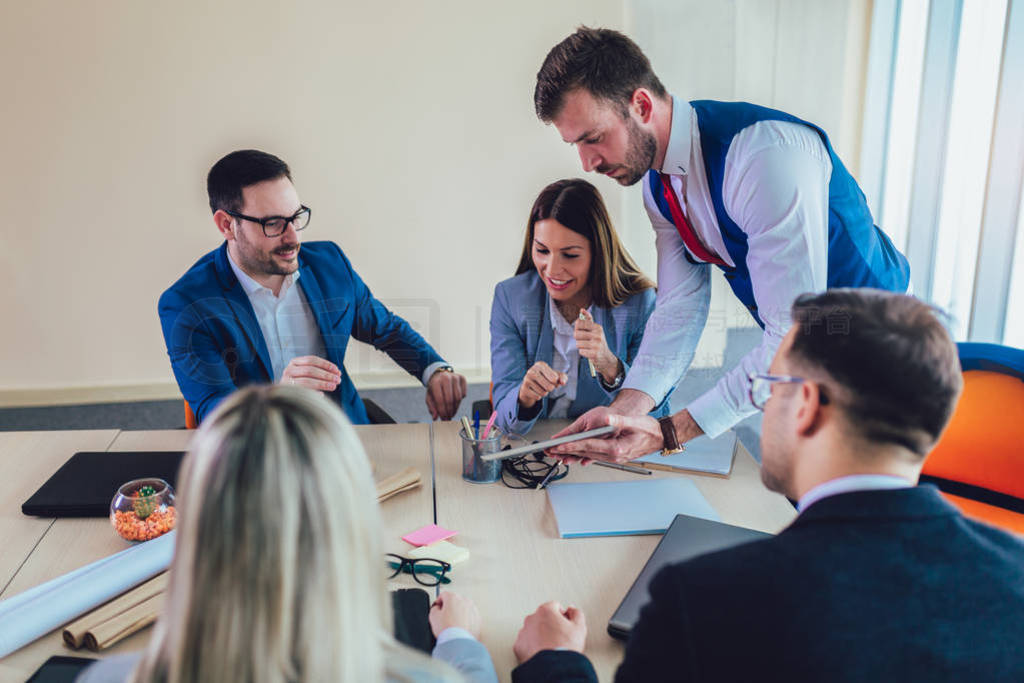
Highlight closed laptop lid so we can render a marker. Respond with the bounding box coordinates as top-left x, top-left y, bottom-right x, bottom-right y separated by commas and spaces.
608, 513, 771, 640
22, 451, 186, 517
